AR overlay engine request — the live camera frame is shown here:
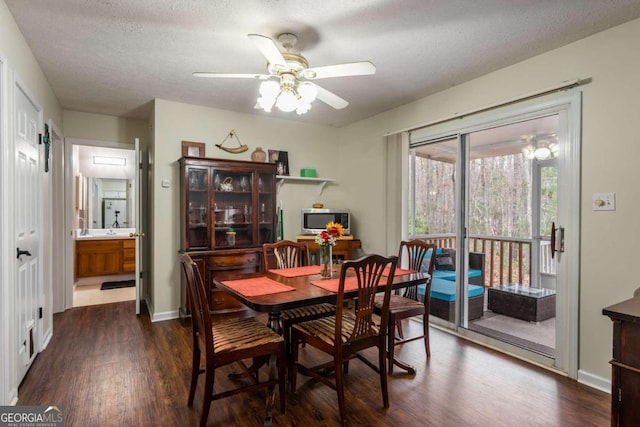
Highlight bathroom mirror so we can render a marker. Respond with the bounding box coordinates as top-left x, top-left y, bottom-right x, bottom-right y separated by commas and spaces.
81, 177, 134, 229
